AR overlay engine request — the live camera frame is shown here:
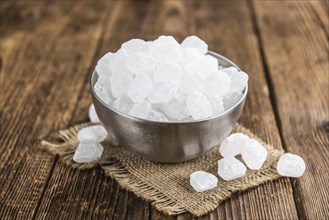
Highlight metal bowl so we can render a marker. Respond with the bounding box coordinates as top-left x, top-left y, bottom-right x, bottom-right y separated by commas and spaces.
91, 51, 247, 163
